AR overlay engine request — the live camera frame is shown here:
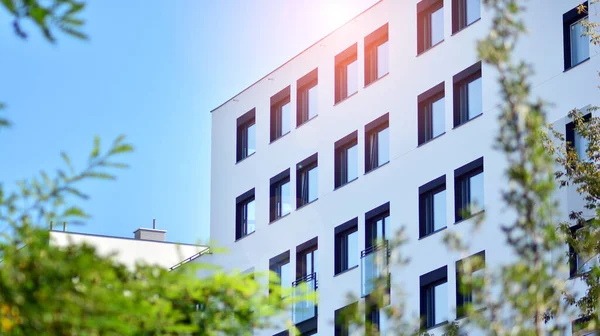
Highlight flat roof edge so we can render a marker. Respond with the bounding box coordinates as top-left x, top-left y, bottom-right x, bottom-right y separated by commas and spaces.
50, 230, 207, 248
